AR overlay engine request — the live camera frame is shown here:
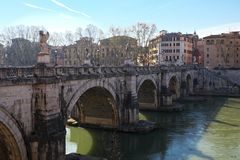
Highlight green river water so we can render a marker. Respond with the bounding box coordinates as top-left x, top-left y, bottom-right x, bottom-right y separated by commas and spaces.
66, 97, 240, 160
